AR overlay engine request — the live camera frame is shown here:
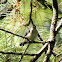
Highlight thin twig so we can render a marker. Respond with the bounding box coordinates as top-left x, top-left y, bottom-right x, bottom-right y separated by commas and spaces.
20, 41, 46, 46
30, 0, 43, 41
0, 29, 30, 41
19, 43, 30, 62
52, 52, 57, 56
55, 18, 62, 32
38, 34, 43, 41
